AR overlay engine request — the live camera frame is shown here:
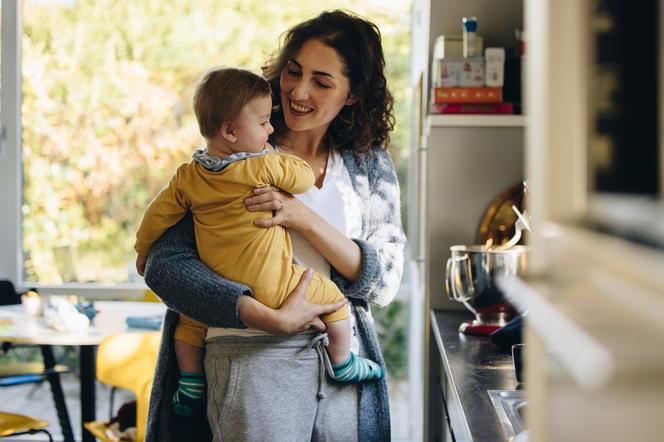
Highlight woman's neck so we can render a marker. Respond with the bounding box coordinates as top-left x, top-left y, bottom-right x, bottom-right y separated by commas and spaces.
277, 130, 330, 188
278, 127, 327, 157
